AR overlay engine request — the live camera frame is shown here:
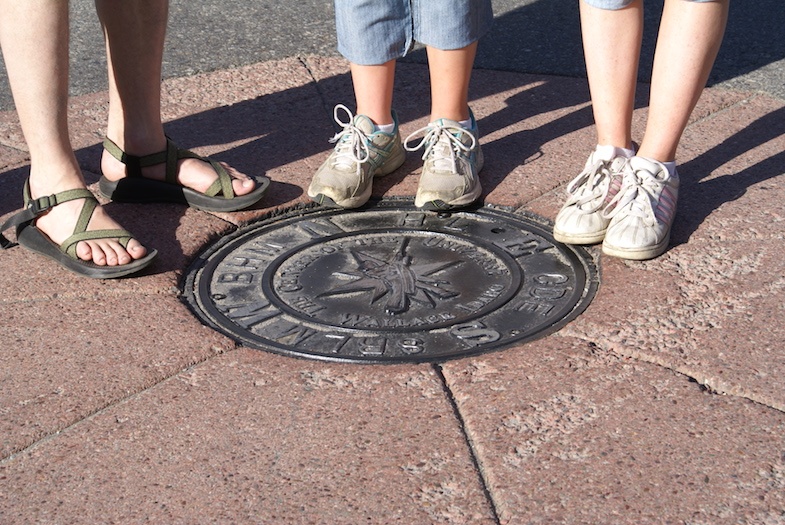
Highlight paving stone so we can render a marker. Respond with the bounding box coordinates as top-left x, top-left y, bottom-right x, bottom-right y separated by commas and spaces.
2, 56, 784, 525
572, 238, 785, 412
0, 350, 496, 525
441, 337, 785, 524
675, 93, 785, 244
0, 293, 234, 458
0, 146, 26, 176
